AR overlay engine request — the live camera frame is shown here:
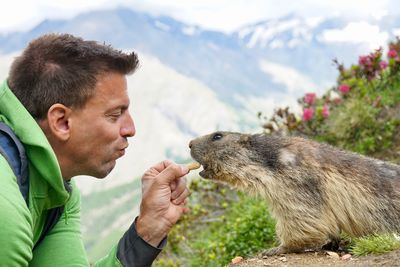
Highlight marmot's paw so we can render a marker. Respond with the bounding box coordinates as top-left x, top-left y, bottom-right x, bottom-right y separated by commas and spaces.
261, 246, 287, 256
